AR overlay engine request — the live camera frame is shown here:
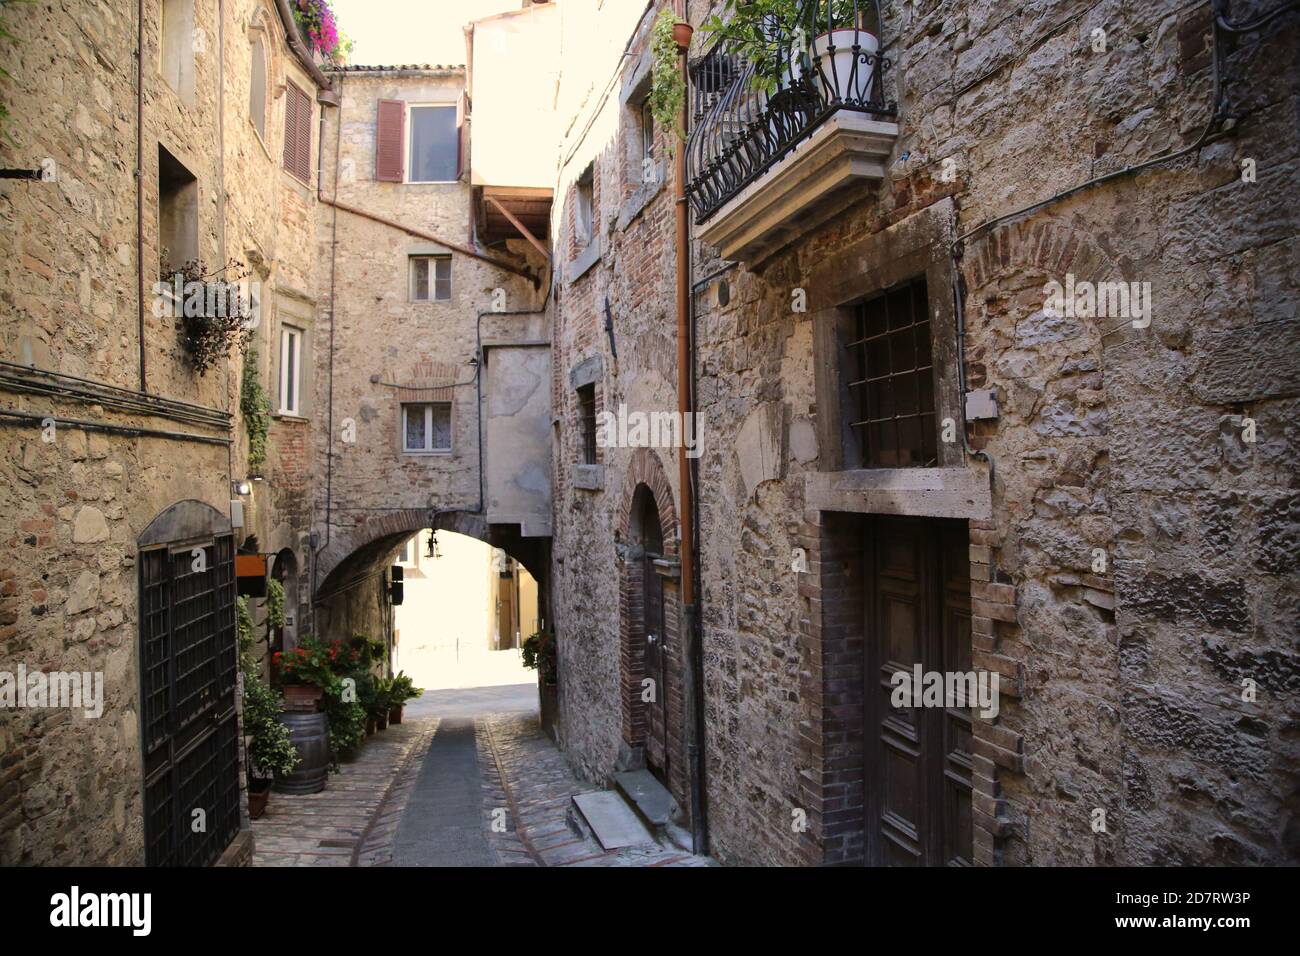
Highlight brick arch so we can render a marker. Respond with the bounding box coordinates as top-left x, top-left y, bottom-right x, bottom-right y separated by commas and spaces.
616, 446, 678, 556
964, 218, 1124, 293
